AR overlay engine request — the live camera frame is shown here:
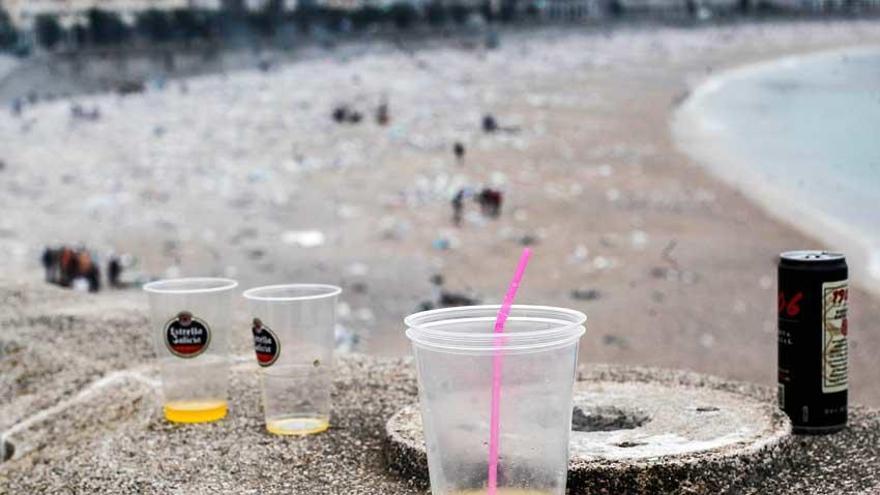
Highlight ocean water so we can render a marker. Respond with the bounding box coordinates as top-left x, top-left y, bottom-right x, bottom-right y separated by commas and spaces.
675, 47, 880, 283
